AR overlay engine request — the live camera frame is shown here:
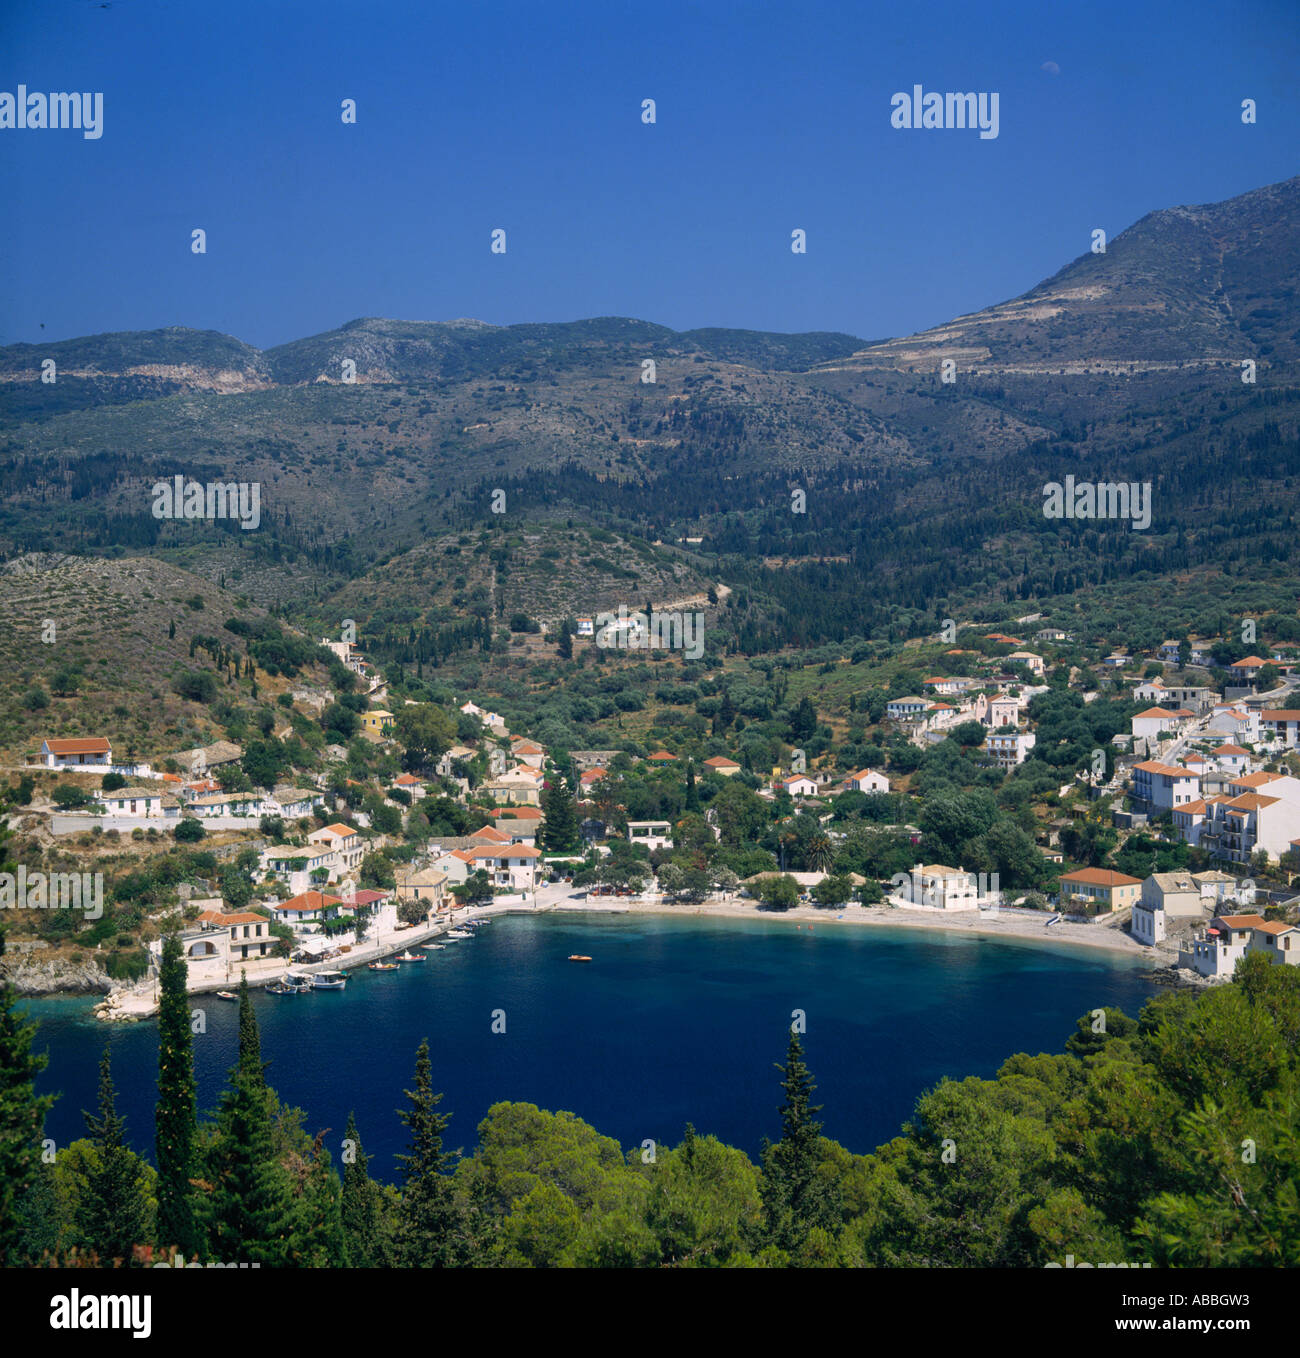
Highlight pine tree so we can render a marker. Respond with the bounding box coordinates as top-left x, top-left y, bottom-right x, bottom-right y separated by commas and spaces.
759, 1030, 842, 1256
557, 623, 573, 661
540, 778, 580, 853
154, 933, 198, 1257
77, 1046, 150, 1263
684, 759, 700, 812
393, 1038, 465, 1266
0, 917, 56, 1265
340, 1110, 385, 1267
